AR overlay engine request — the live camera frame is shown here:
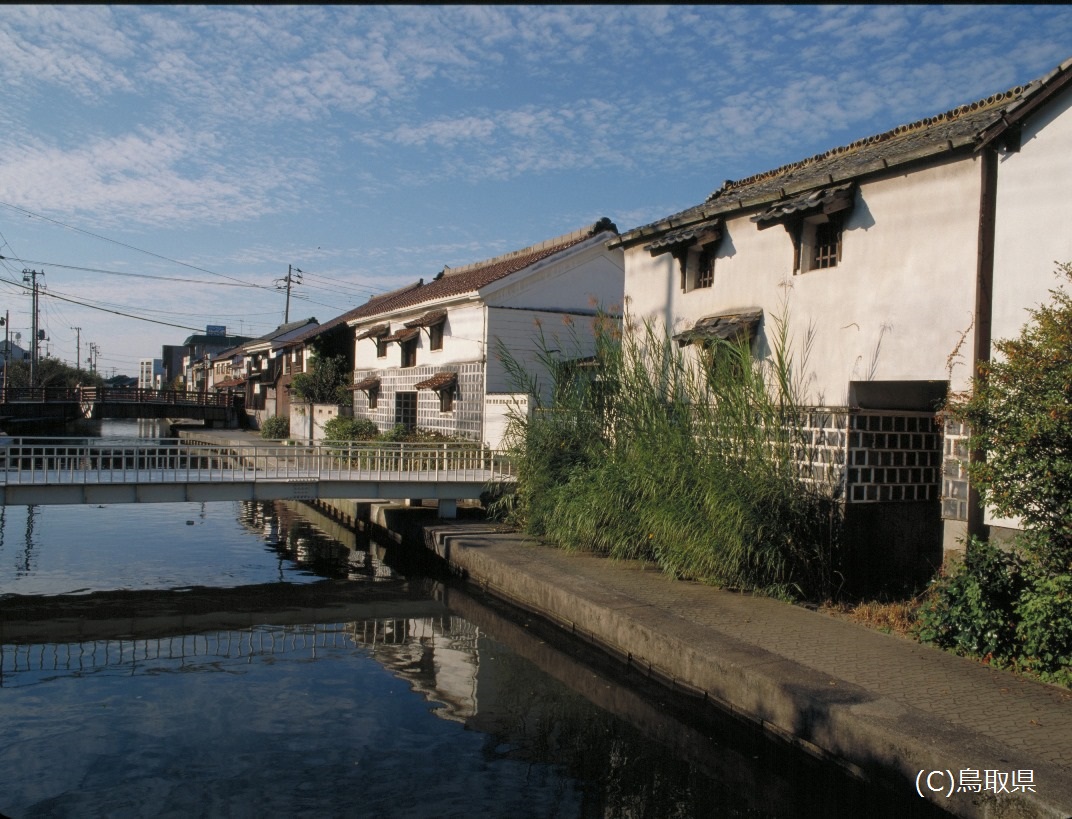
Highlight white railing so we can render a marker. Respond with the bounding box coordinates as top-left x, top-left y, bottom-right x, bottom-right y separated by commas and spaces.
0, 438, 516, 487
